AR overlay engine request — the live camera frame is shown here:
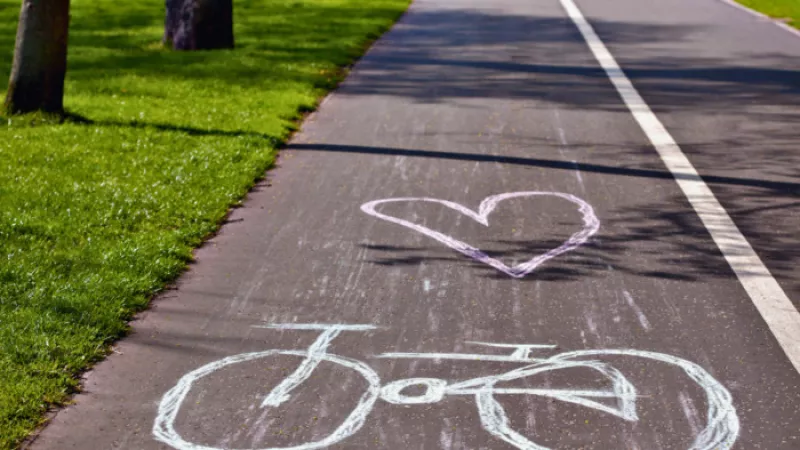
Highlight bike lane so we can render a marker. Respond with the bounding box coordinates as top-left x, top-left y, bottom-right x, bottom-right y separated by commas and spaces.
574, 0, 800, 310
31, 0, 800, 449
